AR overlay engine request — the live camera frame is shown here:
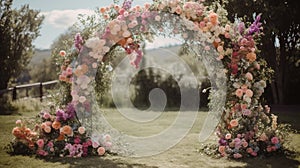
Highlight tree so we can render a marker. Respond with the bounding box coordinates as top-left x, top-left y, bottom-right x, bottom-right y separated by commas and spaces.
218, 0, 300, 104
0, 0, 44, 90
